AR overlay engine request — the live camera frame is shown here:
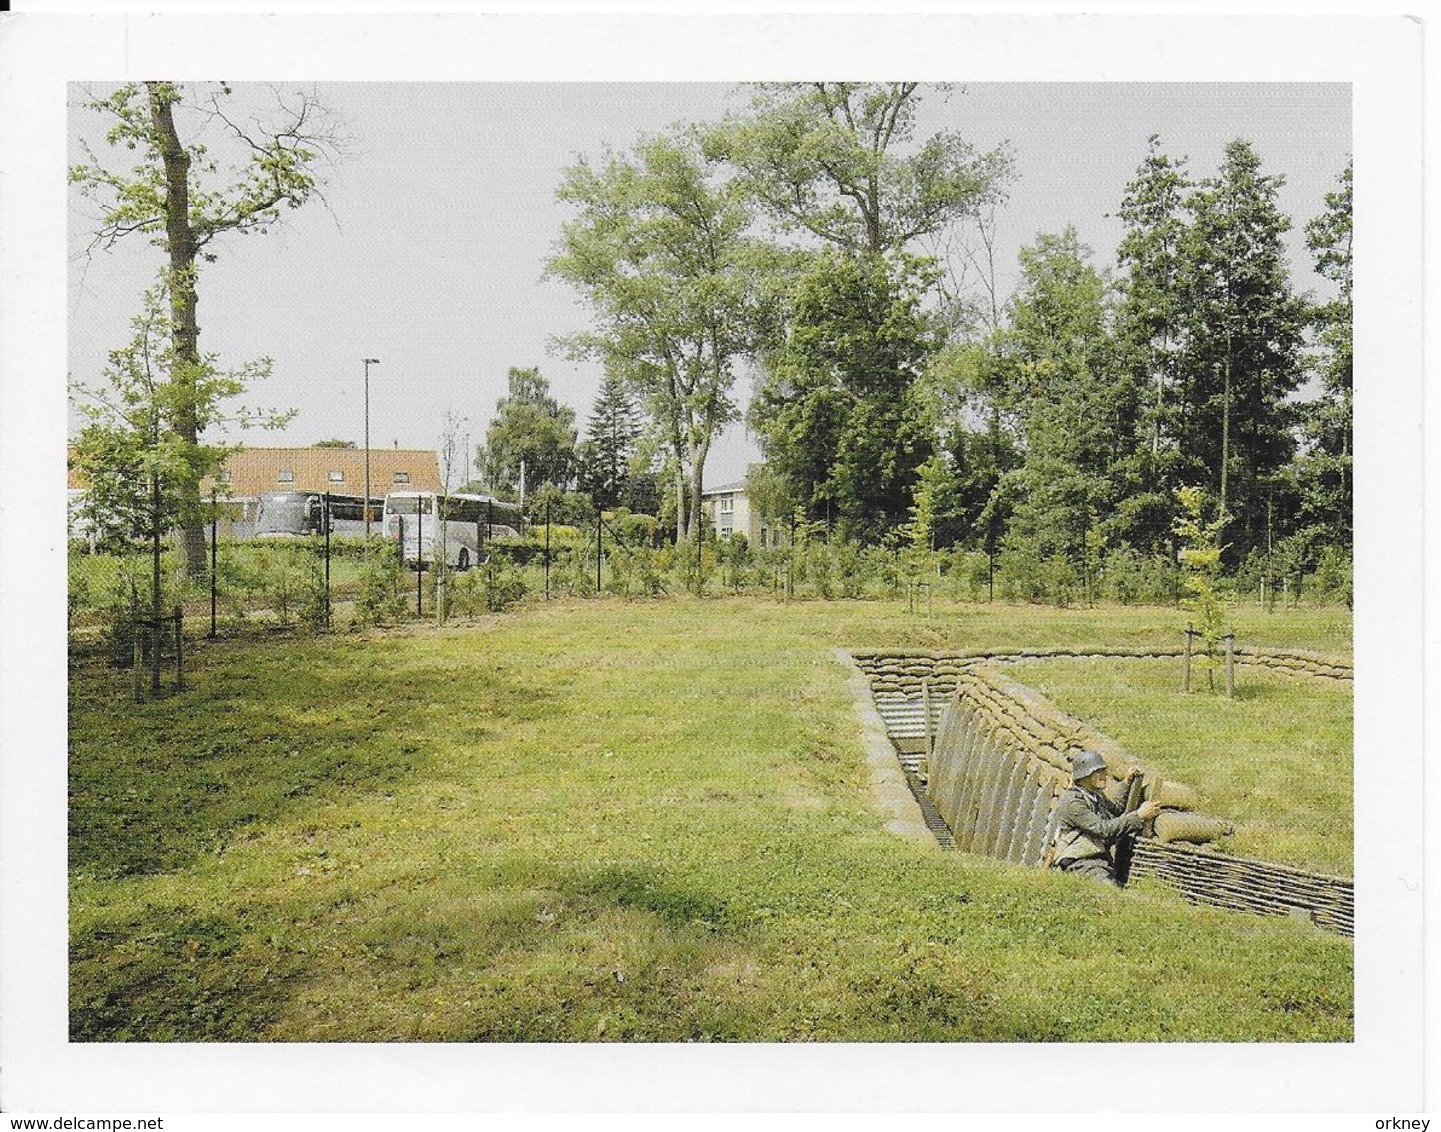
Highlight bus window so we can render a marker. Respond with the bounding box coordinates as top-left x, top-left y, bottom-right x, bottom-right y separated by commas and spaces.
386, 494, 433, 515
